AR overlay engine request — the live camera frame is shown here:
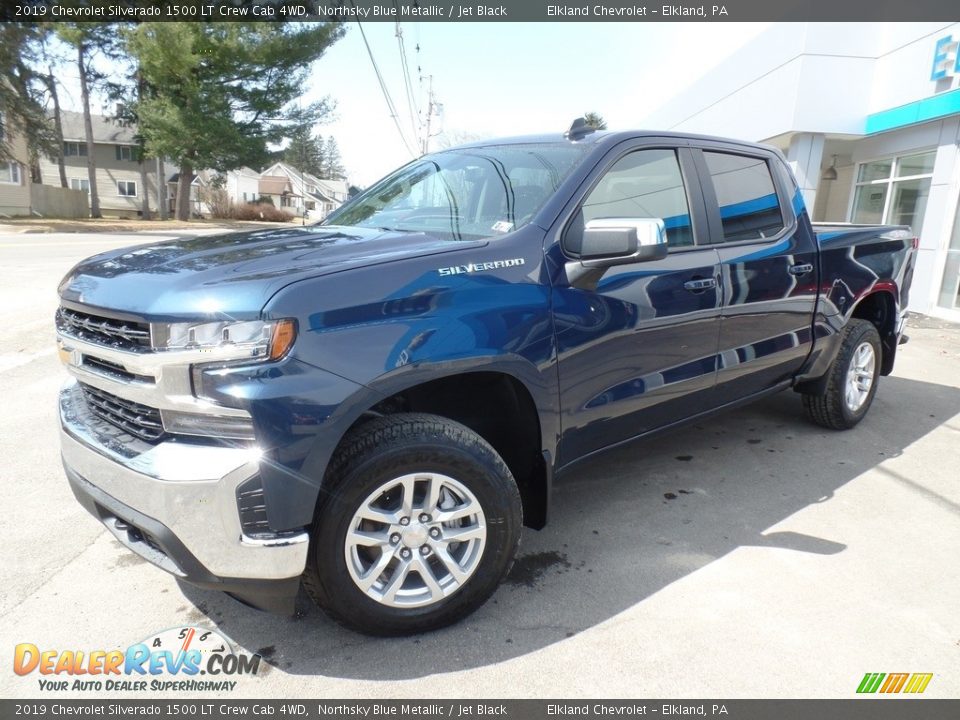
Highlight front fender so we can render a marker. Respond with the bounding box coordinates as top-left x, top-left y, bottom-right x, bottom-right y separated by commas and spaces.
262, 227, 559, 528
